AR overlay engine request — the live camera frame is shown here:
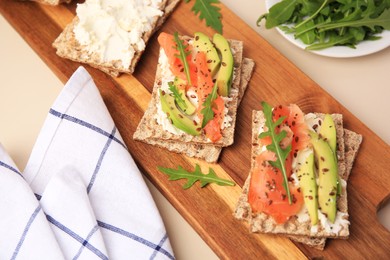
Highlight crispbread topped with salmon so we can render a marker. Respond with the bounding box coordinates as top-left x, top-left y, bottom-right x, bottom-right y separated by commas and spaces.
134, 32, 243, 147
235, 103, 362, 250
137, 58, 255, 163
134, 31, 255, 162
